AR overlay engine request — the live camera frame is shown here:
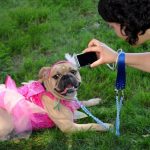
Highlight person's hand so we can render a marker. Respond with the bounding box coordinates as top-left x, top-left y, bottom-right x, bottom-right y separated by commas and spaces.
83, 39, 118, 67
